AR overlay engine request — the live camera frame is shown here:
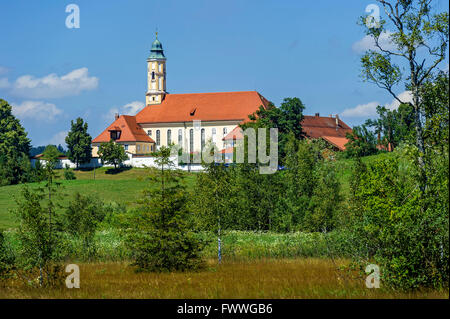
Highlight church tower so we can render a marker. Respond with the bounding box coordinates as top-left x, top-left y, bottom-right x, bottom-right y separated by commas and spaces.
146, 32, 167, 105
